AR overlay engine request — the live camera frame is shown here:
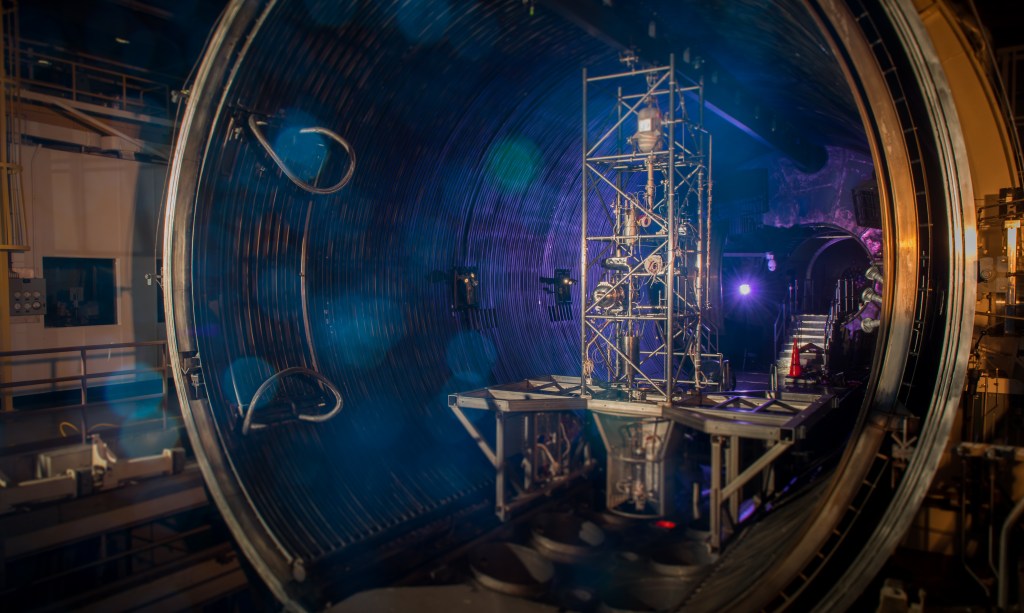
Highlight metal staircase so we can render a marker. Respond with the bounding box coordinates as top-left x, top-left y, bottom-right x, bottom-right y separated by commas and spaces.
776, 313, 829, 380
